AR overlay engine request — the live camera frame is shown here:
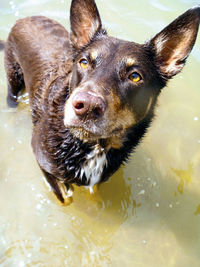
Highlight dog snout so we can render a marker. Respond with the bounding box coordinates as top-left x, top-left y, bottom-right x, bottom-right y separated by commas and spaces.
72, 91, 106, 119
